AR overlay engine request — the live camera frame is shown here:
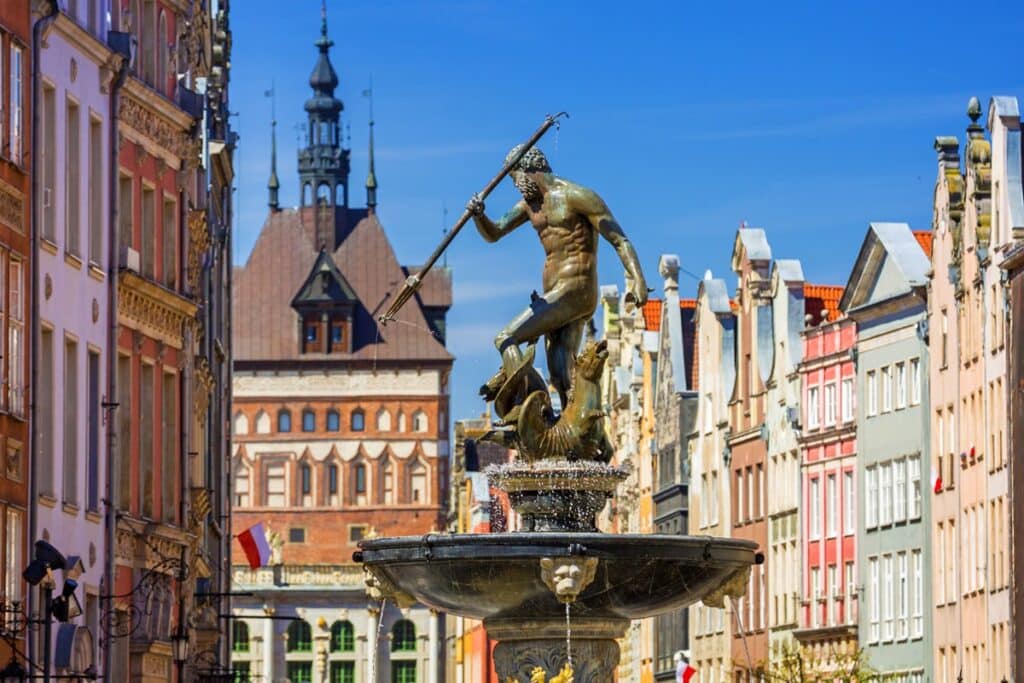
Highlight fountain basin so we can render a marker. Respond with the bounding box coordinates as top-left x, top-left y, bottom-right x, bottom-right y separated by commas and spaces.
355, 532, 757, 622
